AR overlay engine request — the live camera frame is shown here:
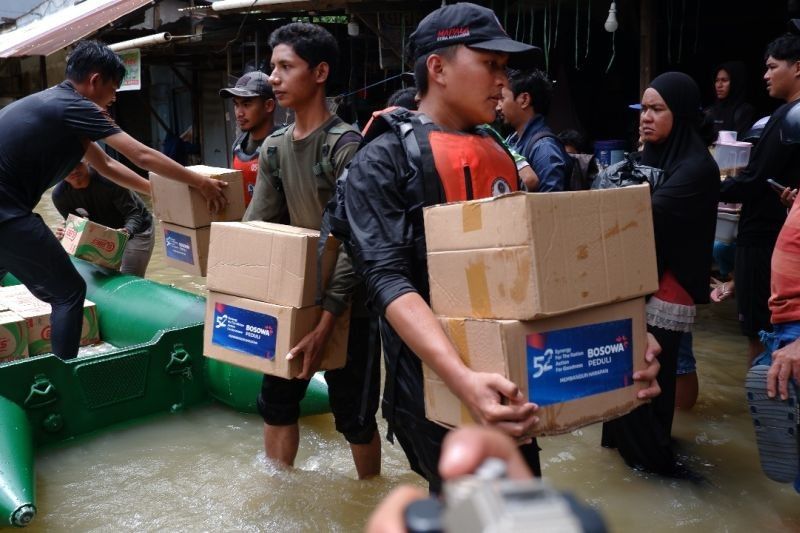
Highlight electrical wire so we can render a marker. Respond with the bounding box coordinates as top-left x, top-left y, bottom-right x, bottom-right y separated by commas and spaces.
215, 0, 260, 54
335, 71, 410, 100
606, 28, 616, 73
